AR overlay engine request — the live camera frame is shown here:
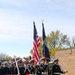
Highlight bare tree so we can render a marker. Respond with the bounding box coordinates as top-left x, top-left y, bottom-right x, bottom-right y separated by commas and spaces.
67, 39, 73, 54
0, 53, 12, 61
